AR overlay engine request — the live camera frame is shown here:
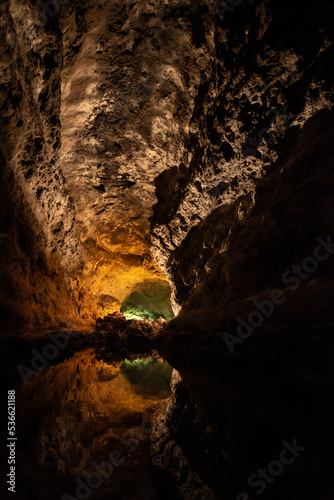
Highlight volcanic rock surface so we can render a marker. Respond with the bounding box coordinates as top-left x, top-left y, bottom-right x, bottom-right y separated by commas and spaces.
0, 0, 334, 499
